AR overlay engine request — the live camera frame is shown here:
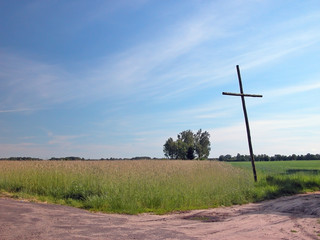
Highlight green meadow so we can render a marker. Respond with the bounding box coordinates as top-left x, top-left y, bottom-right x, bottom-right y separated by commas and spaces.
0, 160, 319, 214
230, 160, 320, 200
